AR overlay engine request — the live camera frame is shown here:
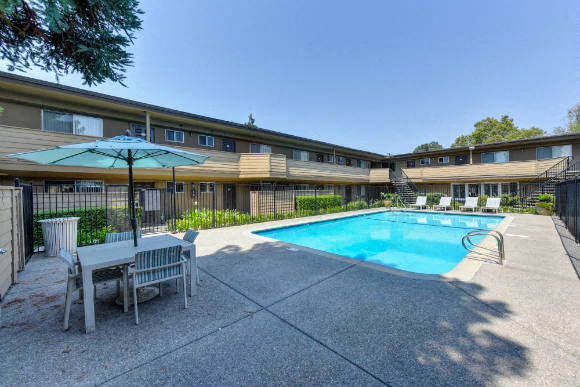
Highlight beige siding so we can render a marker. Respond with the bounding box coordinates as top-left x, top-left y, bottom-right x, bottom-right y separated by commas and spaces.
286, 160, 371, 183
403, 158, 565, 183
